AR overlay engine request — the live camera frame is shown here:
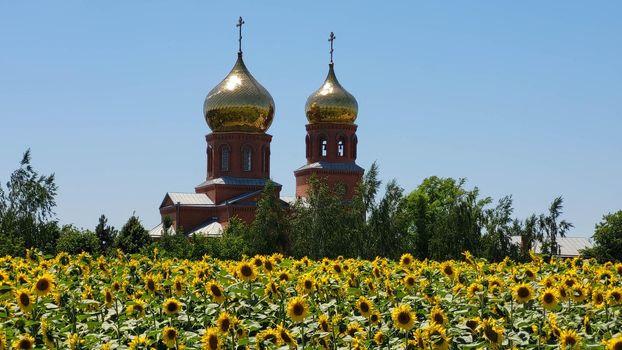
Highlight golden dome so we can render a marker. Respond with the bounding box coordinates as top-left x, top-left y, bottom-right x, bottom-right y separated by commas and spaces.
305, 63, 358, 124
204, 53, 275, 133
